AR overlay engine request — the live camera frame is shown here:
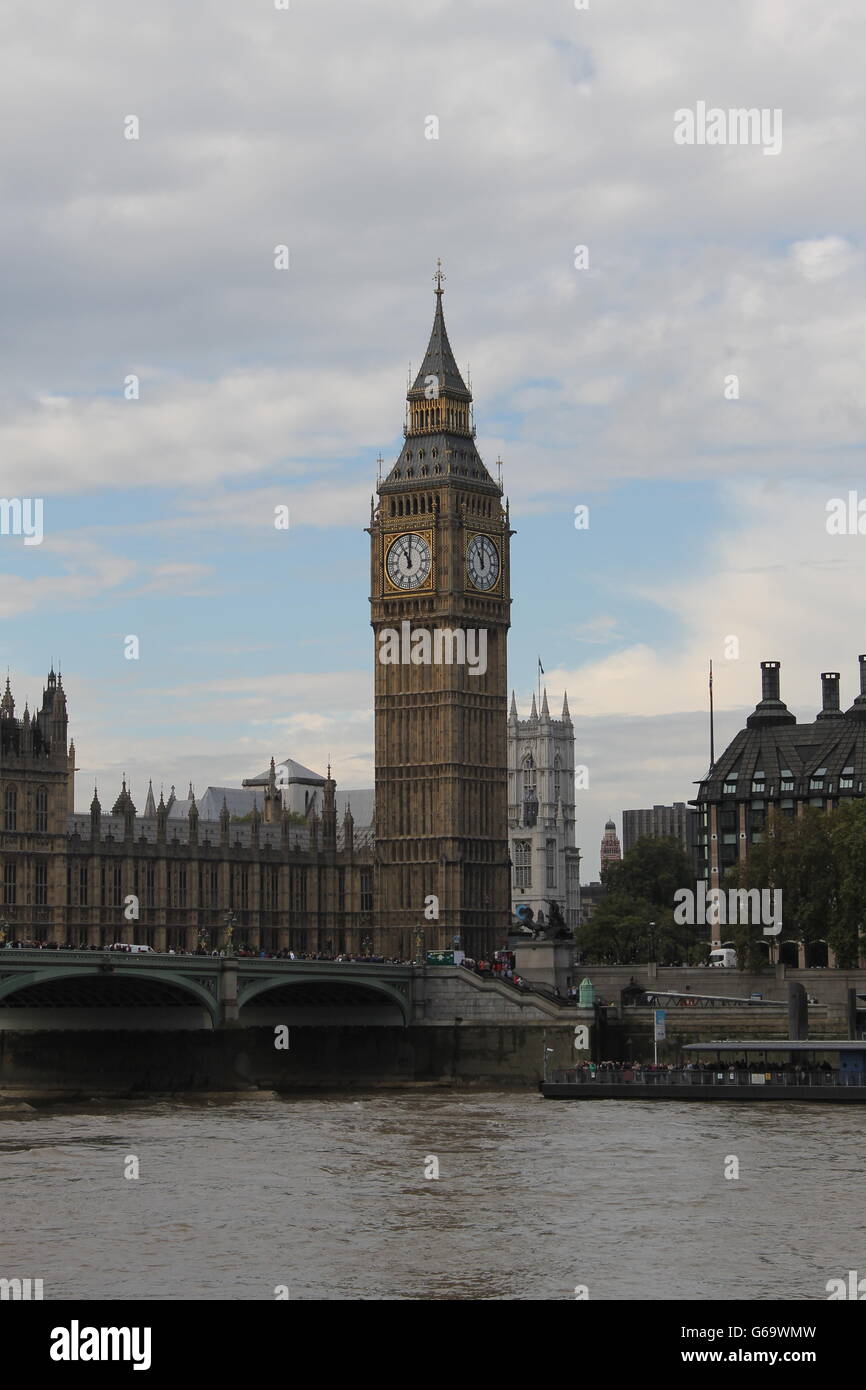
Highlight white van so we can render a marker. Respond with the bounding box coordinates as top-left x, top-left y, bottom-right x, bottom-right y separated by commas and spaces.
708, 948, 737, 968
109, 942, 153, 954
